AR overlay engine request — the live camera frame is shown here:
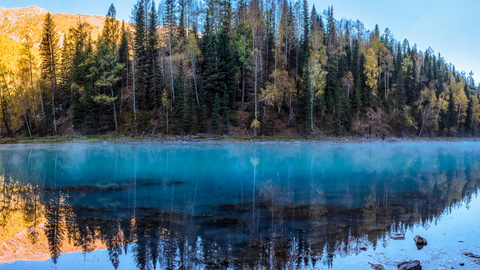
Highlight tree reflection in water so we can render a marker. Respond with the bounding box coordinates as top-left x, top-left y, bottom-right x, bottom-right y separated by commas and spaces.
0, 143, 479, 269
